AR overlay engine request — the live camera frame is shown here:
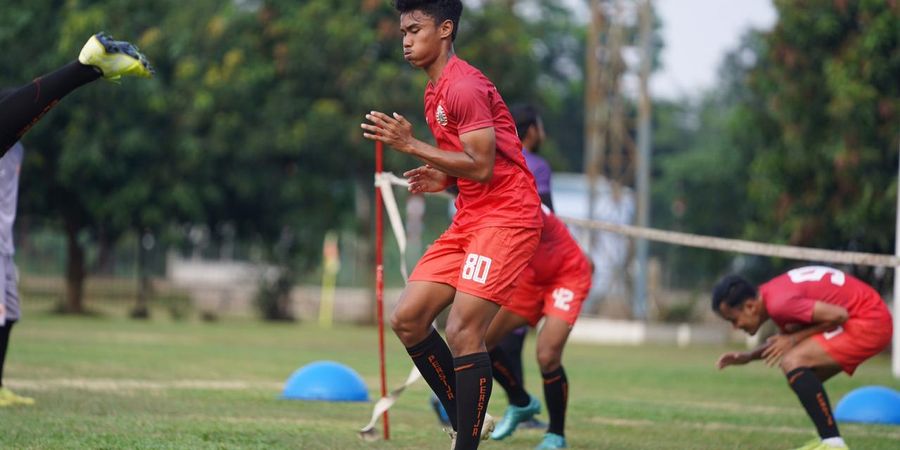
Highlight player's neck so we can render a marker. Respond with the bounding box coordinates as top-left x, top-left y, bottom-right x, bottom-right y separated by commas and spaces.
425, 47, 455, 83
758, 295, 770, 322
